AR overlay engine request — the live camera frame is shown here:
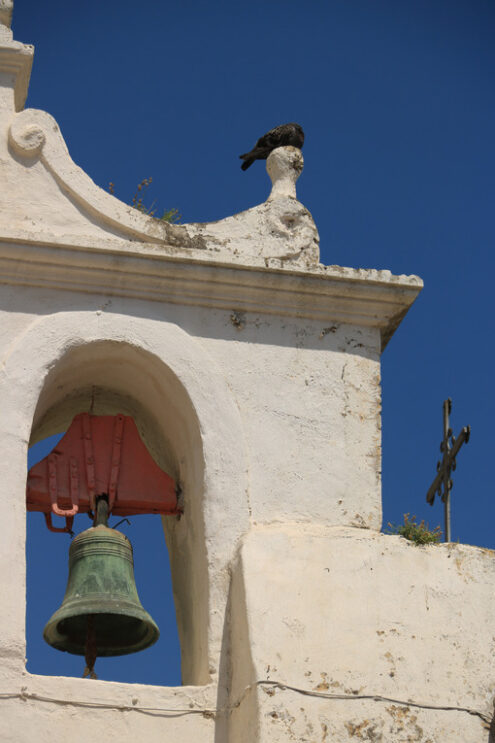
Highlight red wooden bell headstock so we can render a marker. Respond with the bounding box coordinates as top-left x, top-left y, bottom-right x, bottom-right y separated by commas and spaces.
27, 413, 181, 533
